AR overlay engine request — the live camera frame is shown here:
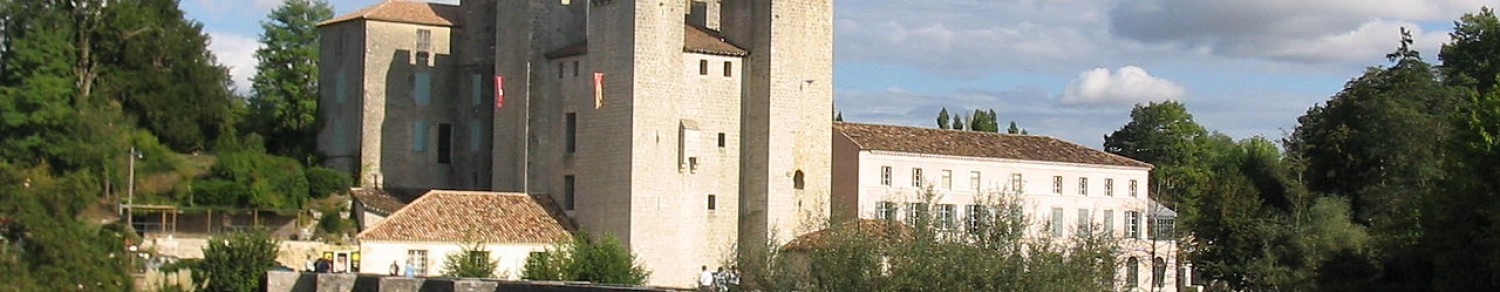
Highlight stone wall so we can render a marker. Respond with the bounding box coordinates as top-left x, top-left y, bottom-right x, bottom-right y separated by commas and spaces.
264, 271, 677, 292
